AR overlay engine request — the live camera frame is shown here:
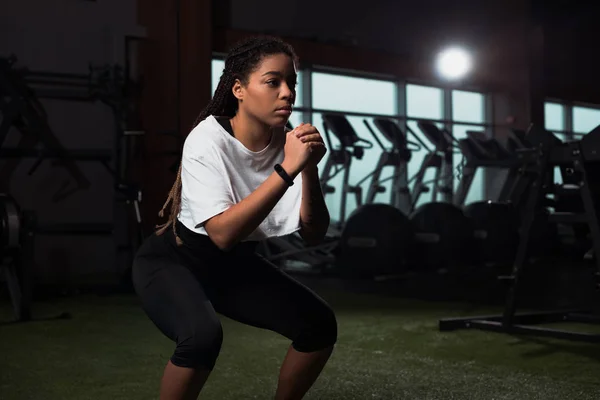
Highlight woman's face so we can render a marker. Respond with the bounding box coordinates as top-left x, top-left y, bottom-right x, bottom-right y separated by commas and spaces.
233, 53, 297, 128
